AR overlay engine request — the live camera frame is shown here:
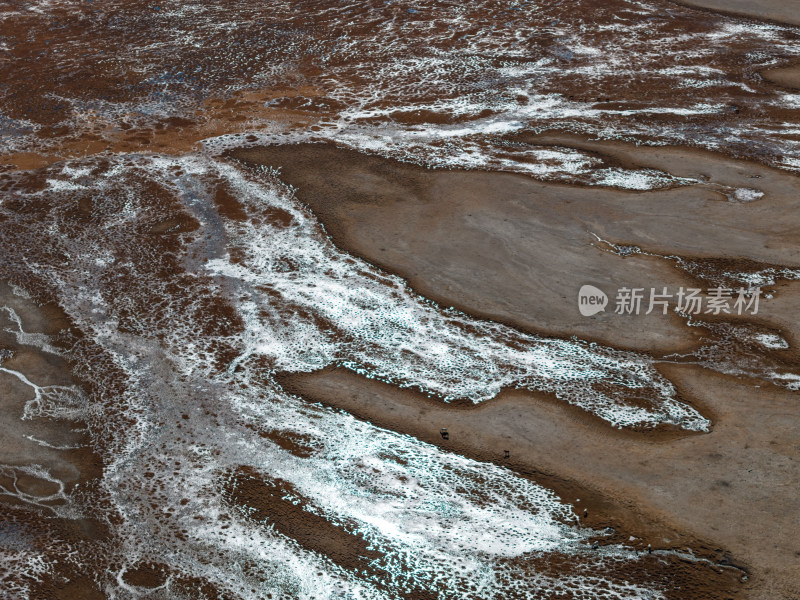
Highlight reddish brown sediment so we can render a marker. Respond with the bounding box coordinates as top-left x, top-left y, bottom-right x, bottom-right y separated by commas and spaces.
228, 144, 699, 355
513, 131, 800, 208
0, 283, 112, 599
228, 142, 800, 359
2, 131, 796, 600
277, 365, 798, 599
1, 0, 800, 597
0, 284, 96, 487
0, 149, 753, 597
225, 141, 798, 595
119, 563, 170, 589
761, 64, 800, 91
671, 0, 800, 26
0, 86, 328, 172
224, 458, 743, 600
756, 279, 800, 350
2, 0, 800, 171
221, 468, 390, 590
